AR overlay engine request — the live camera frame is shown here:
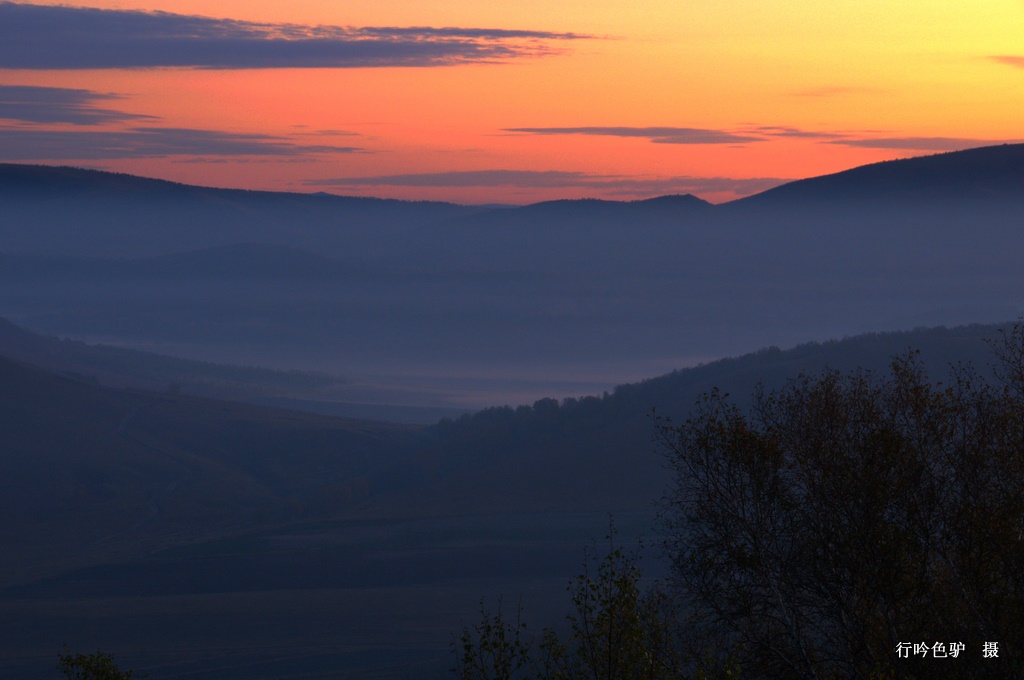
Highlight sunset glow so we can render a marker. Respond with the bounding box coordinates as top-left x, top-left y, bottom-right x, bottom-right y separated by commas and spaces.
1, 0, 1022, 203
